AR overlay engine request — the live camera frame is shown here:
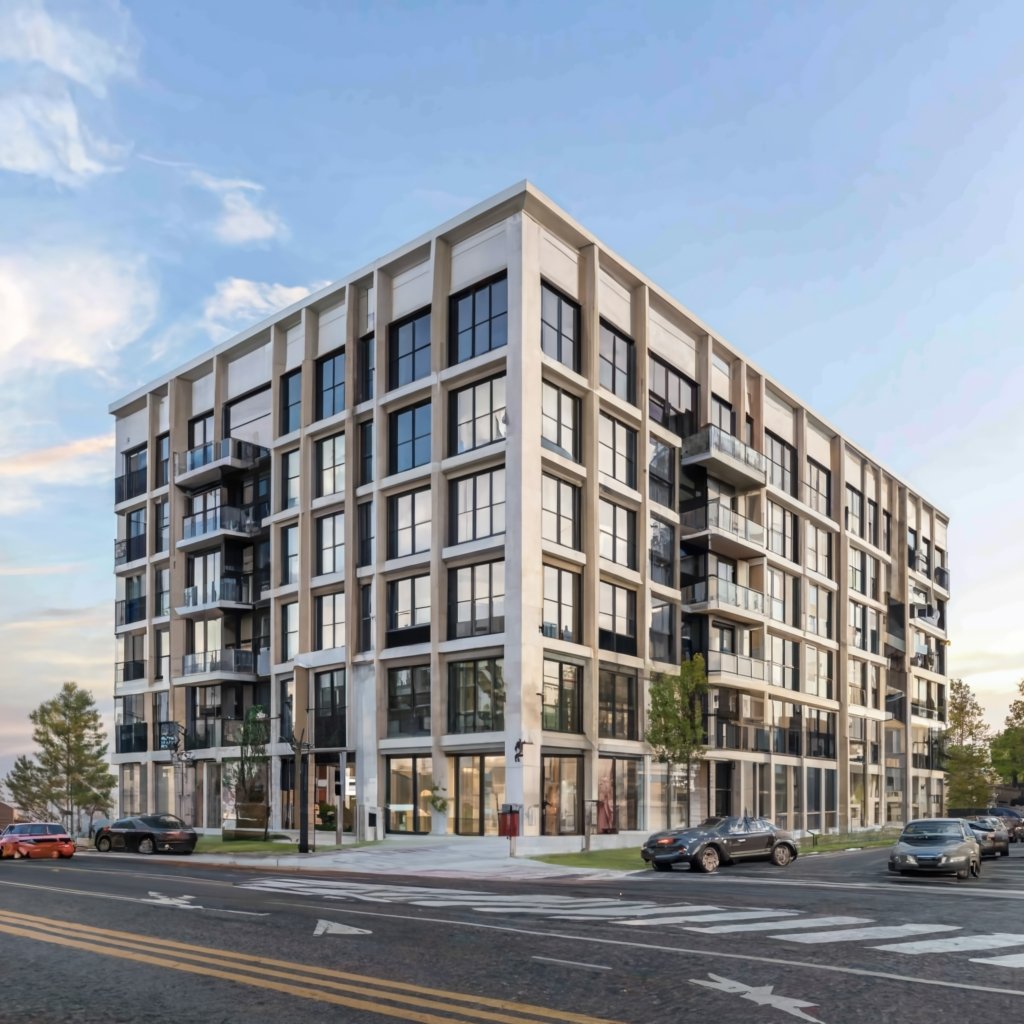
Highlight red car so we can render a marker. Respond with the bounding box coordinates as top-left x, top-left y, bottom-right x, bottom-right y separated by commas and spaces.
0, 822, 76, 859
